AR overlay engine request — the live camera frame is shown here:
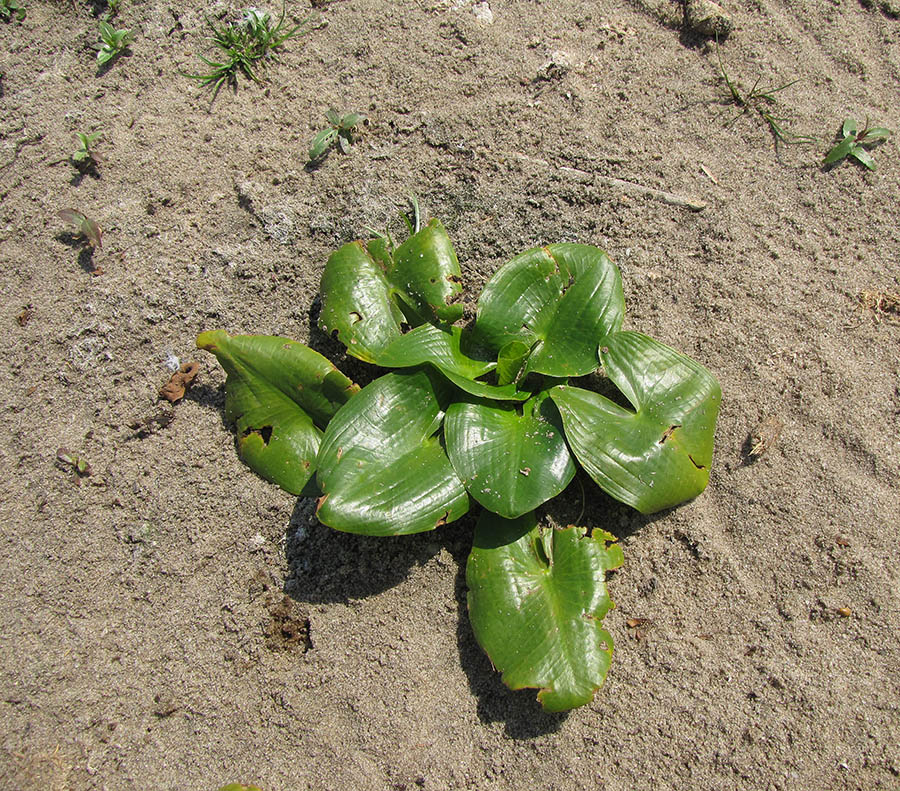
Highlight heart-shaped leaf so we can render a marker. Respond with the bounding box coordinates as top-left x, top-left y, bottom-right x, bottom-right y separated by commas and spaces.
473, 244, 624, 377
318, 220, 464, 362
445, 392, 575, 518
316, 368, 469, 535
551, 331, 721, 514
467, 511, 624, 712
197, 331, 359, 495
